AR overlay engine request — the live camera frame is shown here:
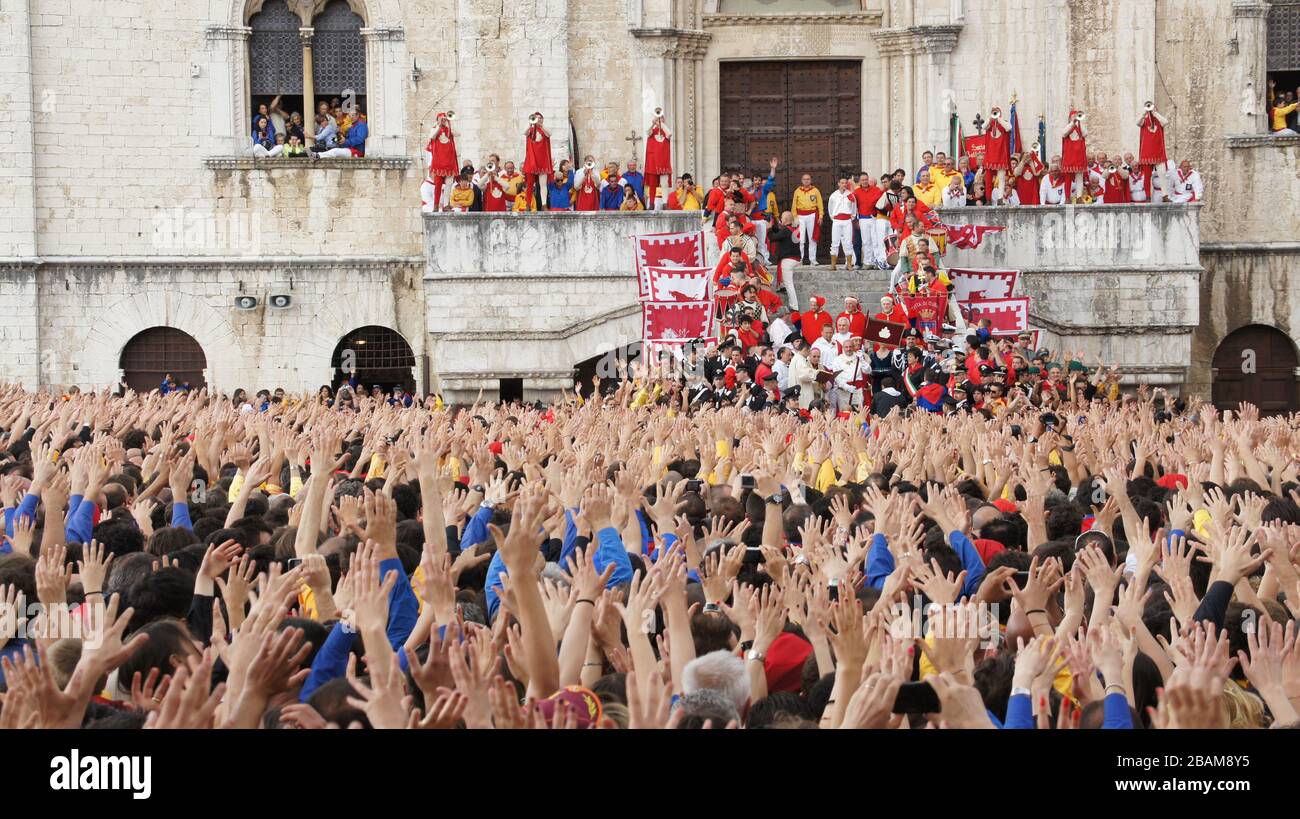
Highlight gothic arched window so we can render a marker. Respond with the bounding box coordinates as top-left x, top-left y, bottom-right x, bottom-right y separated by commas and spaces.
313, 0, 367, 107
248, 0, 303, 99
